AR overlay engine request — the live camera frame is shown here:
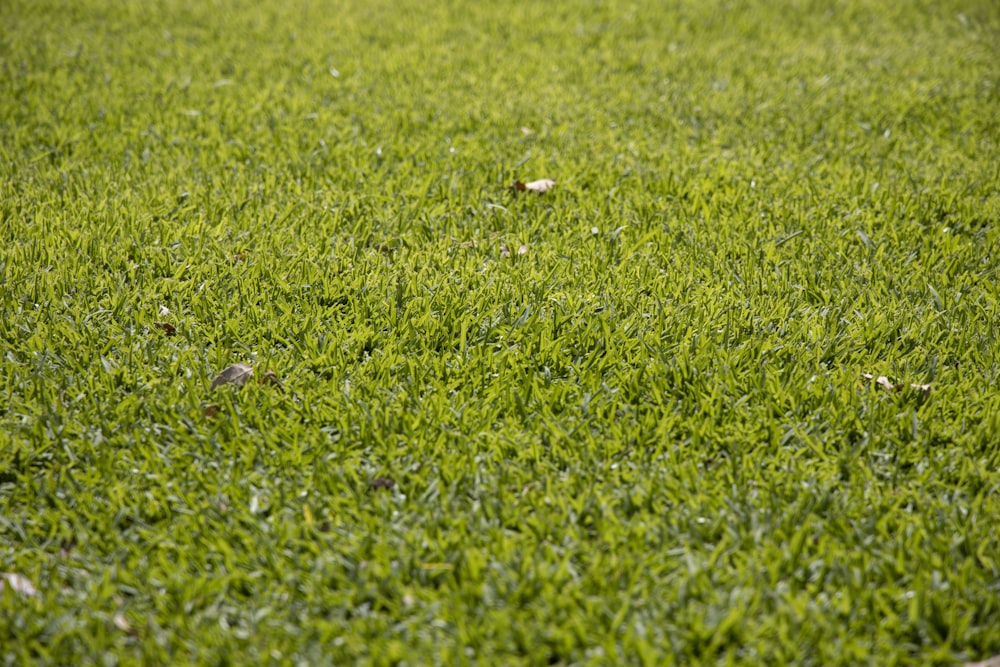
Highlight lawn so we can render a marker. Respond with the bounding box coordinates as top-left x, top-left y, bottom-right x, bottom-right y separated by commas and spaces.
2, 0, 1000, 664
